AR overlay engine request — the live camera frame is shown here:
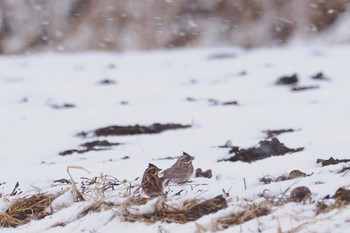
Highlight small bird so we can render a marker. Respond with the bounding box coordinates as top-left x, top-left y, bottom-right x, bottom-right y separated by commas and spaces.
161, 152, 195, 184
141, 163, 164, 198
